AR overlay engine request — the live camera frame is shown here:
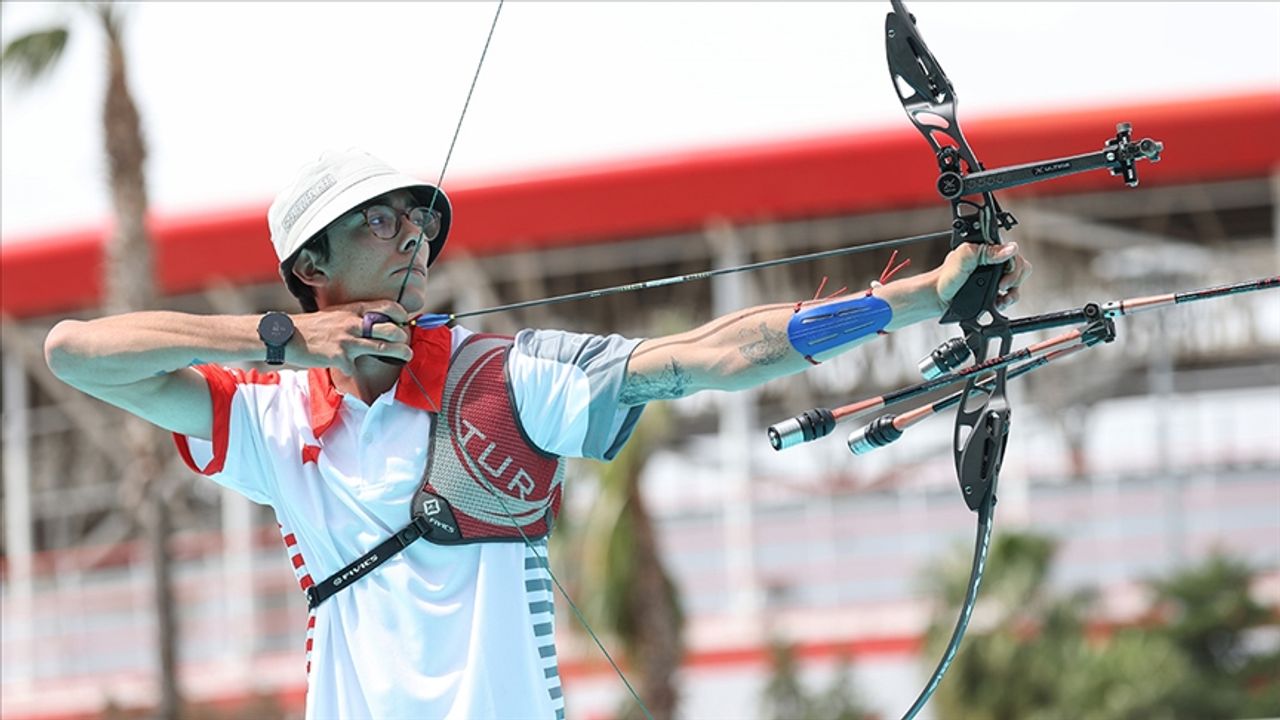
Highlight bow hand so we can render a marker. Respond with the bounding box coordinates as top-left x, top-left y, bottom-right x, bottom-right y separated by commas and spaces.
934, 242, 1030, 318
